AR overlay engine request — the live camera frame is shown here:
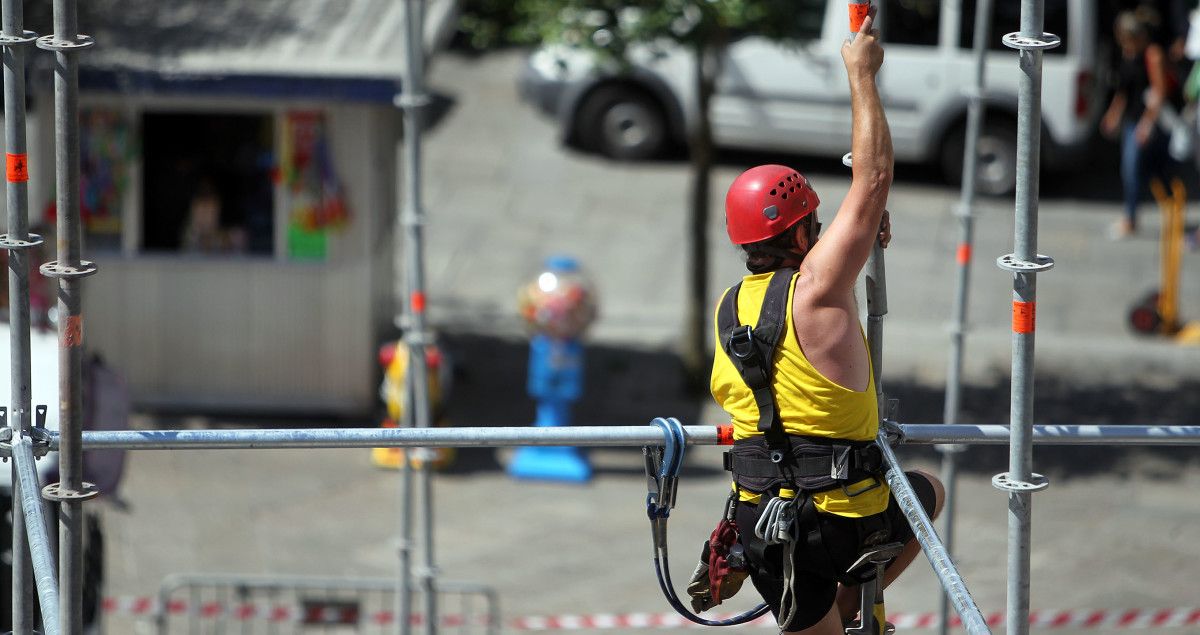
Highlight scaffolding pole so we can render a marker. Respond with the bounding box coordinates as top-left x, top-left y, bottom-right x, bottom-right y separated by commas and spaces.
50, 424, 1200, 450
397, 0, 437, 632
37, 0, 98, 632
0, 0, 38, 627
12, 436, 60, 635
998, 0, 1056, 632
877, 434, 990, 634
939, 0, 992, 631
